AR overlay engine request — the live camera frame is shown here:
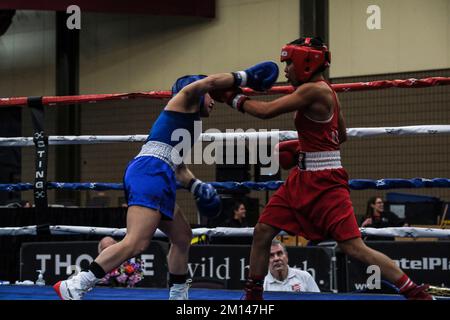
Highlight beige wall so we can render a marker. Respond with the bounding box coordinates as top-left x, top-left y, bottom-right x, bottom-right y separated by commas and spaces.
0, 10, 55, 96
330, 0, 450, 77
80, 0, 299, 93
